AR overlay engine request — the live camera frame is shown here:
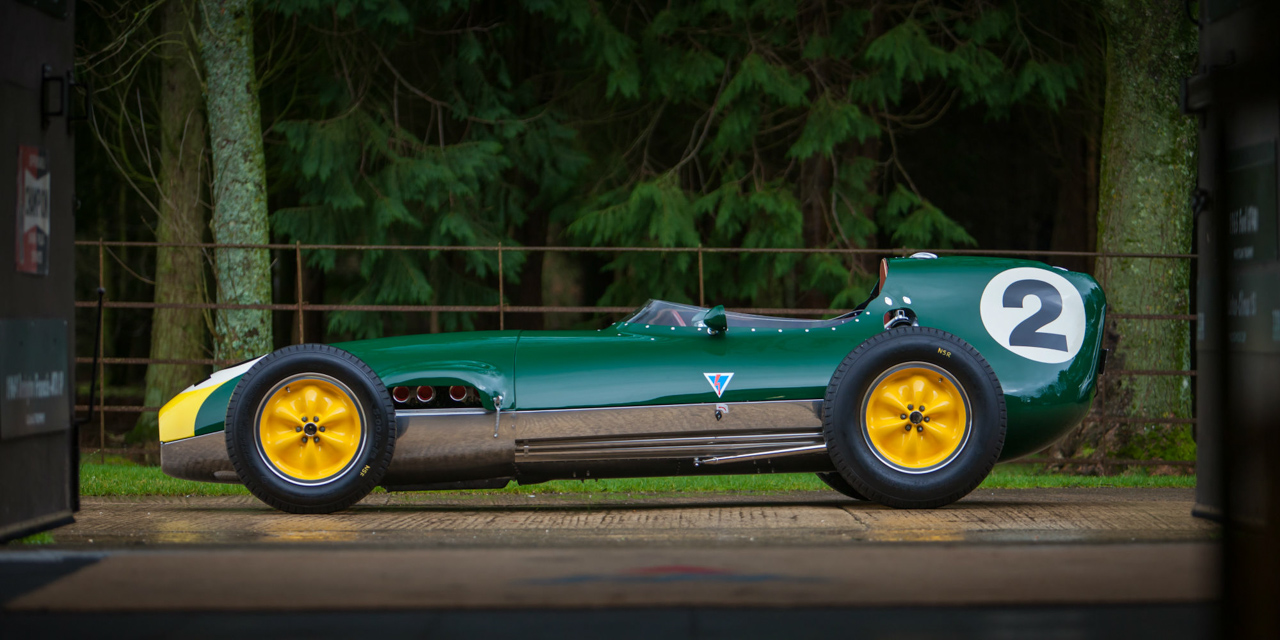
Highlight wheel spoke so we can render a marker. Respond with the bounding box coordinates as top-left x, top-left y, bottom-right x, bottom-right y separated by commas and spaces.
273, 402, 303, 425
303, 385, 320, 418
320, 403, 350, 425
321, 429, 356, 448
879, 390, 910, 413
